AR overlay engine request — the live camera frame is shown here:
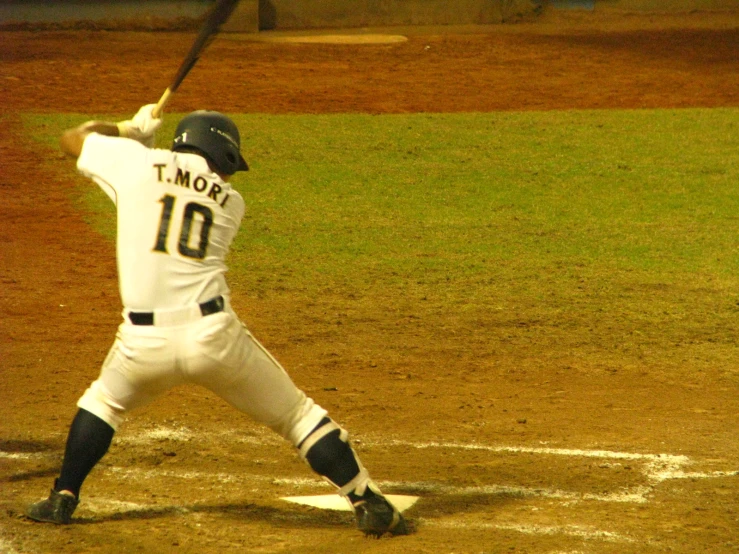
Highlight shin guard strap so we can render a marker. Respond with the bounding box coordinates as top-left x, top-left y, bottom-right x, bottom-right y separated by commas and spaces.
298, 420, 345, 460
338, 468, 371, 498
